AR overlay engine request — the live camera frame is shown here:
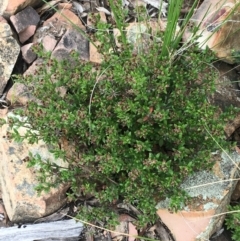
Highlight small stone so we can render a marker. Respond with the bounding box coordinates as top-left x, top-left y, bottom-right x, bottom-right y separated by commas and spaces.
51, 29, 89, 61
42, 35, 57, 52
21, 43, 37, 64
10, 6, 40, 43
89, 41, 102, 64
